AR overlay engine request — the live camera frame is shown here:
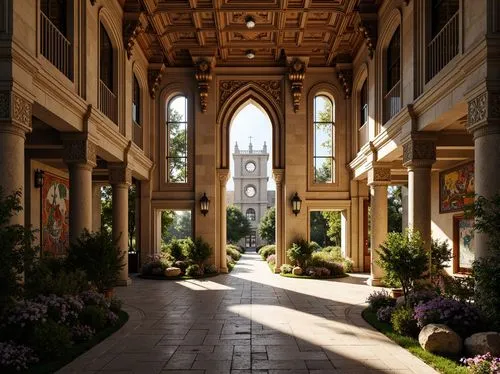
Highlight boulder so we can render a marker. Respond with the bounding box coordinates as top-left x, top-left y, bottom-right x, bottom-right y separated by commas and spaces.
419, 324, 462, 355
165, 267, 182, 277
465, 332, 500, 356
292, 266, 303, 276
